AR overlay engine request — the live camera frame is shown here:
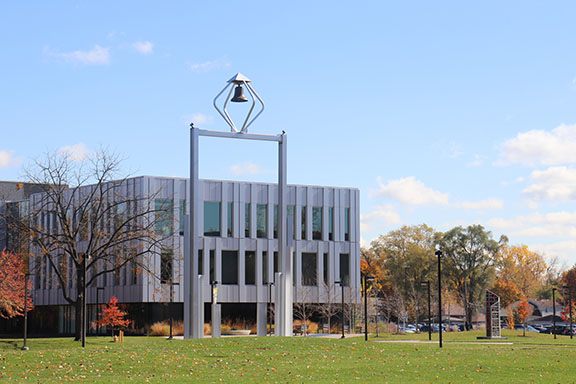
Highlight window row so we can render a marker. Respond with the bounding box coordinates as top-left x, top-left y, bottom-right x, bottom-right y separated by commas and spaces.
203, 202, 351, 241
164, 250, 350, 287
